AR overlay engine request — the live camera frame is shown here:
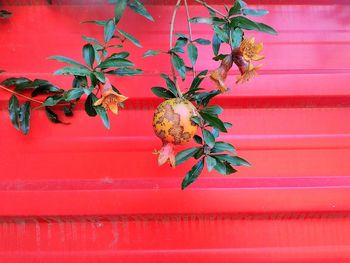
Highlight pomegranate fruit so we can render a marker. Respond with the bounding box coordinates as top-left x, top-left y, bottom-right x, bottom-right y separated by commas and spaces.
153, 98, 198, 167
